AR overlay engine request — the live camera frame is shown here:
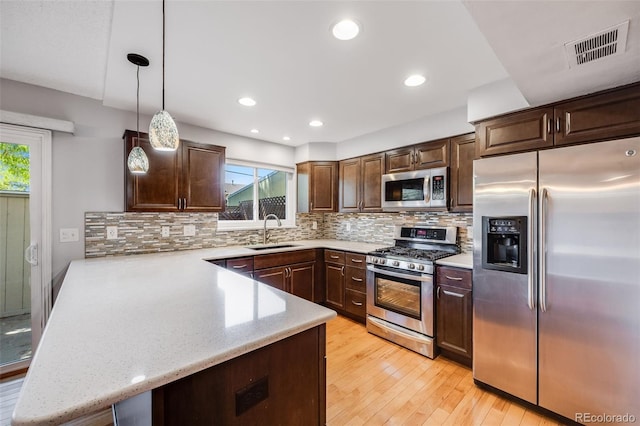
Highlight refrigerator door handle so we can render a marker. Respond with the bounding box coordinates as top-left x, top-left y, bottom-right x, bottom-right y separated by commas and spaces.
540, 187, 548, 312
528, 188, 536, 310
